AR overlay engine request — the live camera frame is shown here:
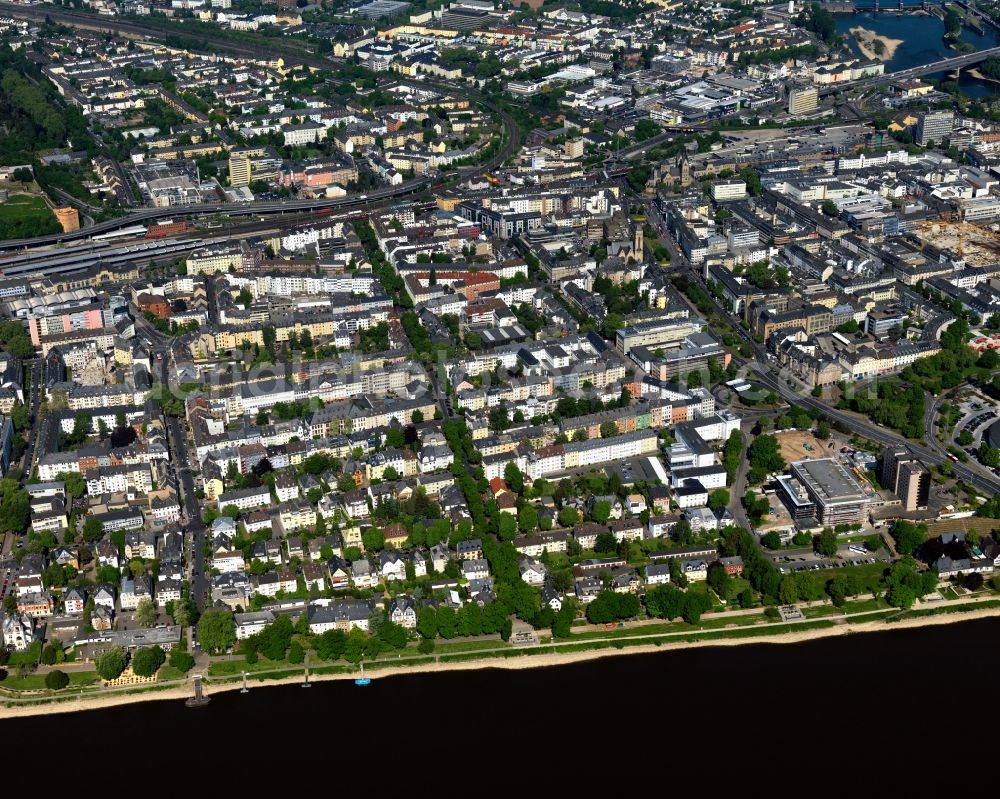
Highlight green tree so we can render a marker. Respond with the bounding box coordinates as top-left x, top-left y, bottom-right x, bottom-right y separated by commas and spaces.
71, 411, 91, 443
504, 462, 524, 494
591, 500, 612, 523
722, 429, 743, 481
585, 591, 640, 623
0, 480, 29, 535
518, 505, 538, 533
417, 606, 438, 640
889, 520, 926, 556
817, 528, 838, 558
558, 506, 580, 527
198, 609, 236, 654
884, 559, 928, 609
41, 641, 62, 665
134, 597, 157, 628
671, 519, 694, 546
979, 443, 1000, 468
81, 516, 104, 543
315, 629, 347, 660
778, 575, 798, 605
418, 637, 435, 654
45, 669, 69, 690
344, 627, 366, 663
95, 645, 128, 681
682, 592, 711, 624
436, 606, 458, 638
169, 649, 195, 672
131, 645, 166, 677
379, 620, 408, 649
707, 488, 730, 512
258, 615, 294, 660
707, 563, 731, 598
171, 598, 194, 628
944, 6, 962, 37
599, 421, 619, 439
59, 472, 85, 499
646, 583, 685, 619
362, 527, 385, 552
747, 434, 785, 484
498, 513, 518, 541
